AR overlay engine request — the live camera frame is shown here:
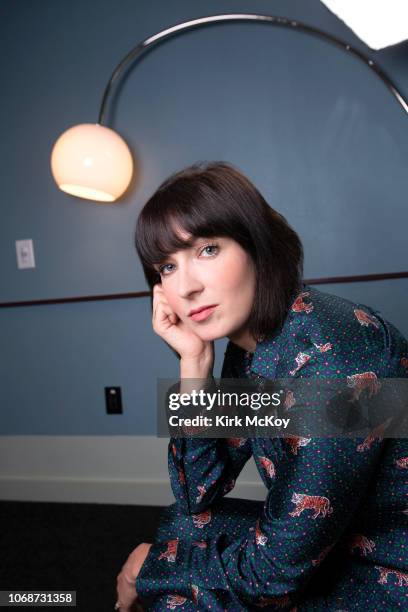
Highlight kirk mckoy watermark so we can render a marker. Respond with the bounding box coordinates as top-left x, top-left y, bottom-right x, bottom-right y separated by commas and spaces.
168, 413, 290, 429
156, 377, 408, 438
